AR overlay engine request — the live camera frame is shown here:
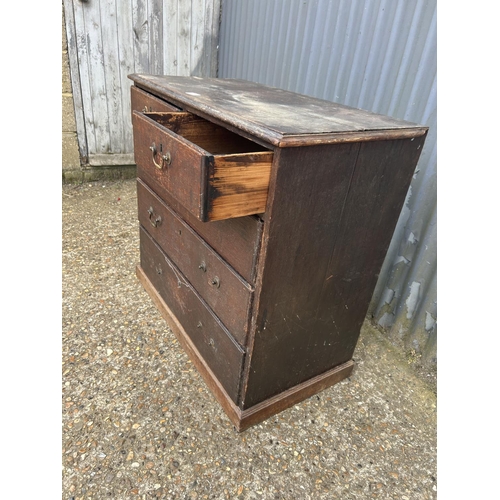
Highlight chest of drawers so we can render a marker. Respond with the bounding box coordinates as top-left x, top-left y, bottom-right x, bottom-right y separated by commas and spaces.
129, 74, 427, 431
